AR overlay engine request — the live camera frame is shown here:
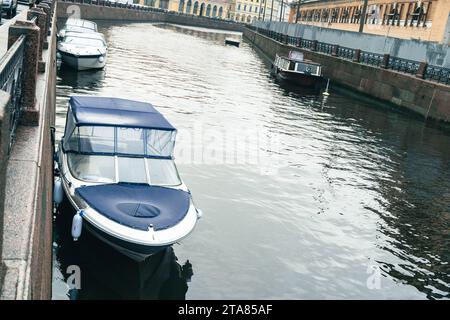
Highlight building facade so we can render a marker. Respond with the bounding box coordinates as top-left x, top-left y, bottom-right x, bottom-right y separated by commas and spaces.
230, 0, 290, 23
288, 0, 450, 43
139, 0, 230, 19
